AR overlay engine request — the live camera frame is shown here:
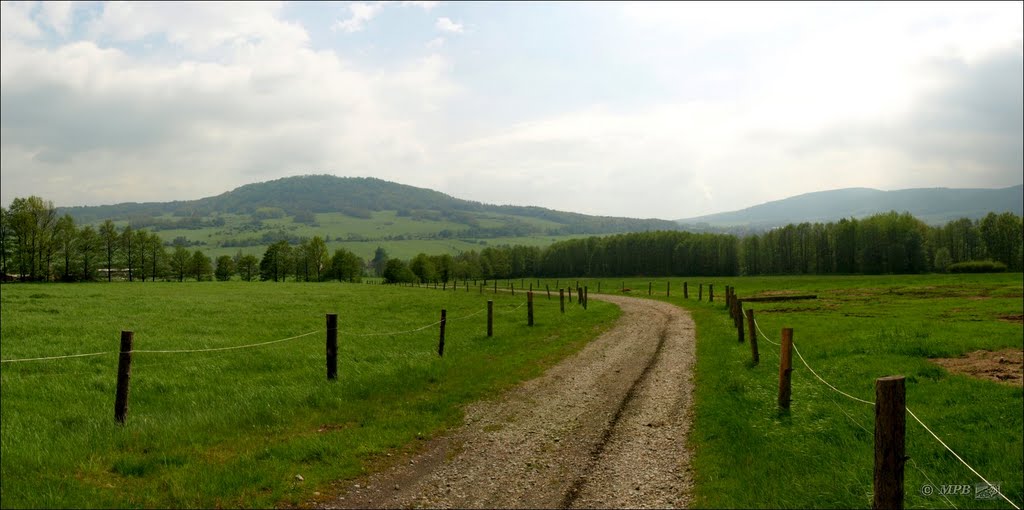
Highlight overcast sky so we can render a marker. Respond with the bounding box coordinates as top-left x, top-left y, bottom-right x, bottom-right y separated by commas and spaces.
1, 1, 1021, 219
